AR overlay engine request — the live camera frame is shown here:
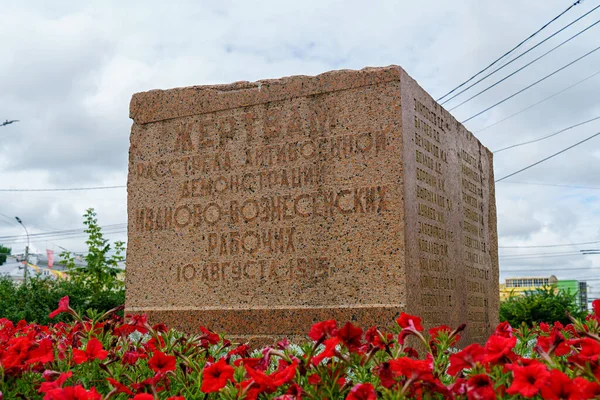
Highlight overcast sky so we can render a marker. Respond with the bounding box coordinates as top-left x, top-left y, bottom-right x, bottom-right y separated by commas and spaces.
1, 0, 599, 294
